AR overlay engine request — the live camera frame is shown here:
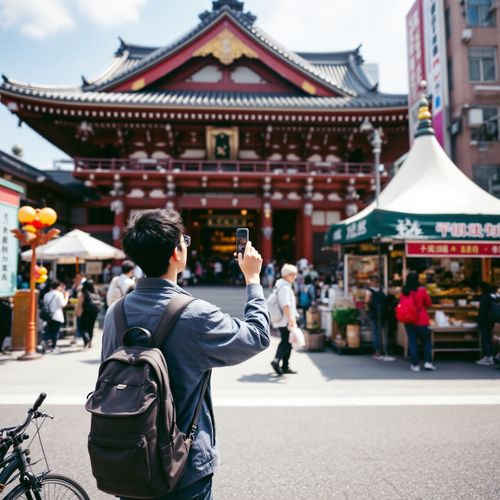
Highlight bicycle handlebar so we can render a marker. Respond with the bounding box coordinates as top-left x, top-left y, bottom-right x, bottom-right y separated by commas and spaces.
2, 393, 47, 438
33, 393, 46, 412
